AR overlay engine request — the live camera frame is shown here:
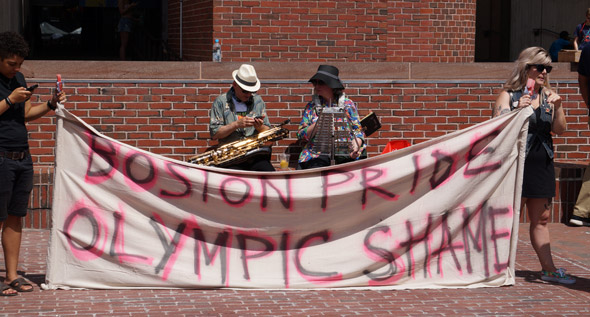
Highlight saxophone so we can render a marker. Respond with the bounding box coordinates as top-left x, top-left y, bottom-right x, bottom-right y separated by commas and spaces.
188, 120, 290, 167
